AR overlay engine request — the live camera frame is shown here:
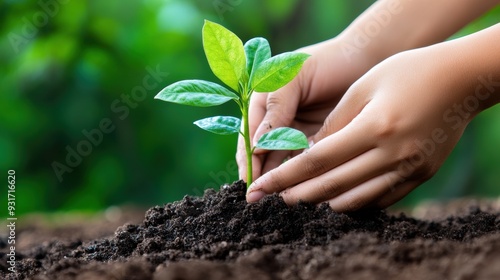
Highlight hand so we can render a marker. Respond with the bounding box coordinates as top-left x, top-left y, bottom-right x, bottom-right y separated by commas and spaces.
236, 38, 377, 182
235, 0, 500, 185
246, 44, 485, 211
